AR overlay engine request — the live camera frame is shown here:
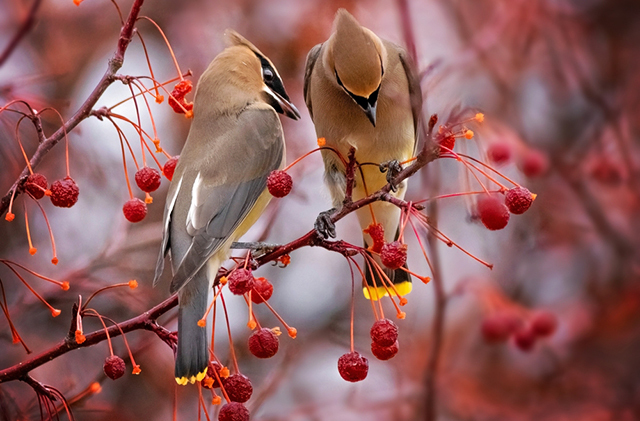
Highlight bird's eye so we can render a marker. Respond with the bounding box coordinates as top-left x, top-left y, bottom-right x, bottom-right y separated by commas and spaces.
262, 67, 274, 82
